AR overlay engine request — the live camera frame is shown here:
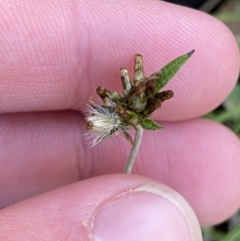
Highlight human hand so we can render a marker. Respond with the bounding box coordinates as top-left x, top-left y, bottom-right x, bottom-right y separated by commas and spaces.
0, 0, 240, 240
